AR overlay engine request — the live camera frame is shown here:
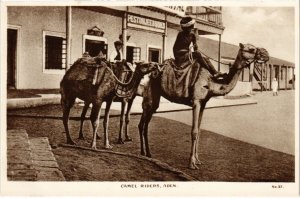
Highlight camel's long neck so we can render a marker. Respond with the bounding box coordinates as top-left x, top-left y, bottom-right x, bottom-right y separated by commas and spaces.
209, 55, 243, 96
116, 70, 143, 91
